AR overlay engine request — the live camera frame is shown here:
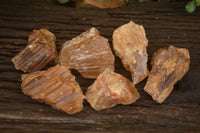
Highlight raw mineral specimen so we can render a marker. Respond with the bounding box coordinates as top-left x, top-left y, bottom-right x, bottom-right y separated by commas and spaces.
86, 70, 140, 111
56, 27, 115, 79
144, 45, 190, 103
112, 21, 149, 84
76, 0, 128, 8
12, 29, 56, 72
21, 65, 85, 114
